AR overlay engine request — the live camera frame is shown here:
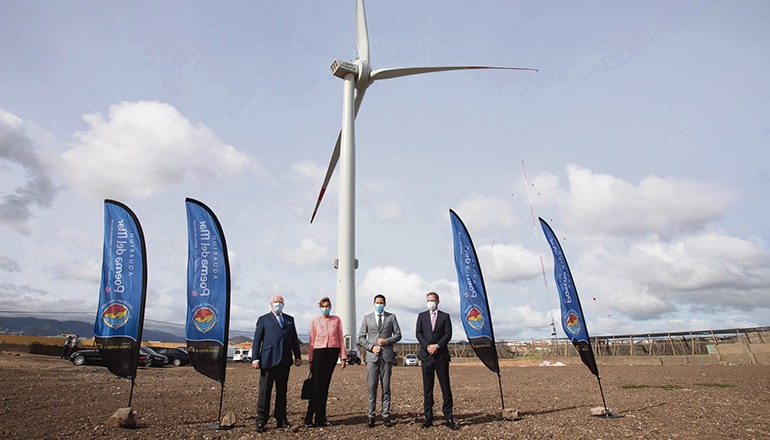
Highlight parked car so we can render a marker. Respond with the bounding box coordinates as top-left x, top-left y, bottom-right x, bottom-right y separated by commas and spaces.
232, 348, 252, 362
69, 349, 151, 367
152, 347, 190, 366
346, 349, 361, 365
404, 353, 419, 366
140, 346, 169, 367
